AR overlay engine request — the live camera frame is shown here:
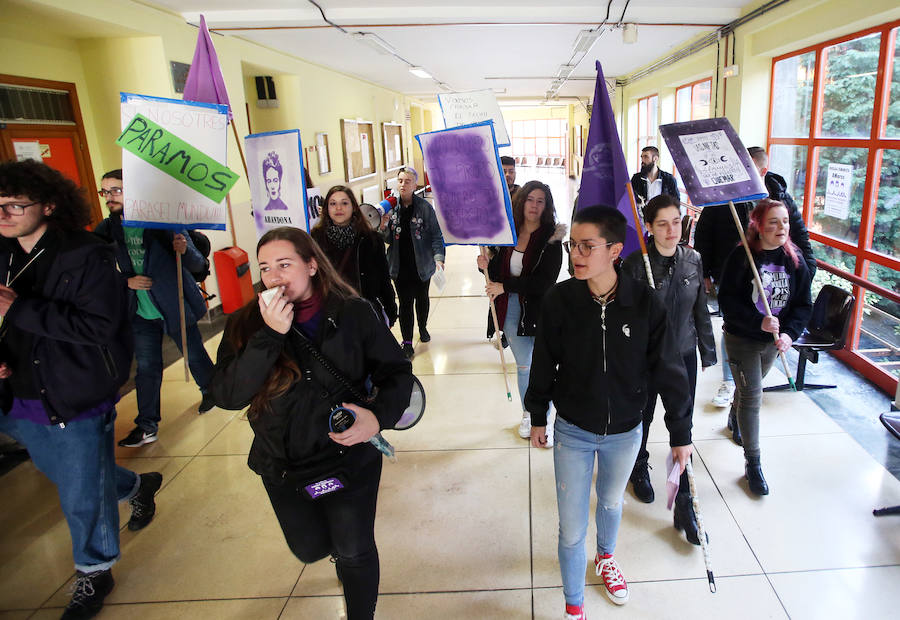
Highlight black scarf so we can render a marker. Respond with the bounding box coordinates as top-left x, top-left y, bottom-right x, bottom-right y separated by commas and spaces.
325, 222, 359, 250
